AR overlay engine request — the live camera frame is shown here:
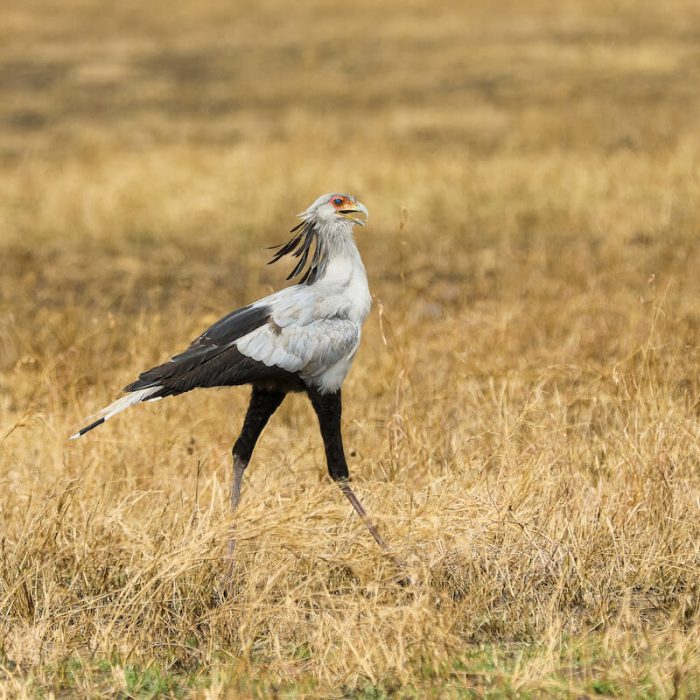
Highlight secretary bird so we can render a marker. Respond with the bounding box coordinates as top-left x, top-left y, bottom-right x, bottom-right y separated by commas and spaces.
71, 193, 394, 560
